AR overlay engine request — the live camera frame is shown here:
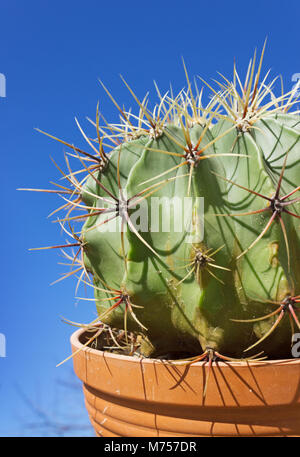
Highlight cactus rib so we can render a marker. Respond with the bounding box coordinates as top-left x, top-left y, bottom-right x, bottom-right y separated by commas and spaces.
26, 43, 300, 361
